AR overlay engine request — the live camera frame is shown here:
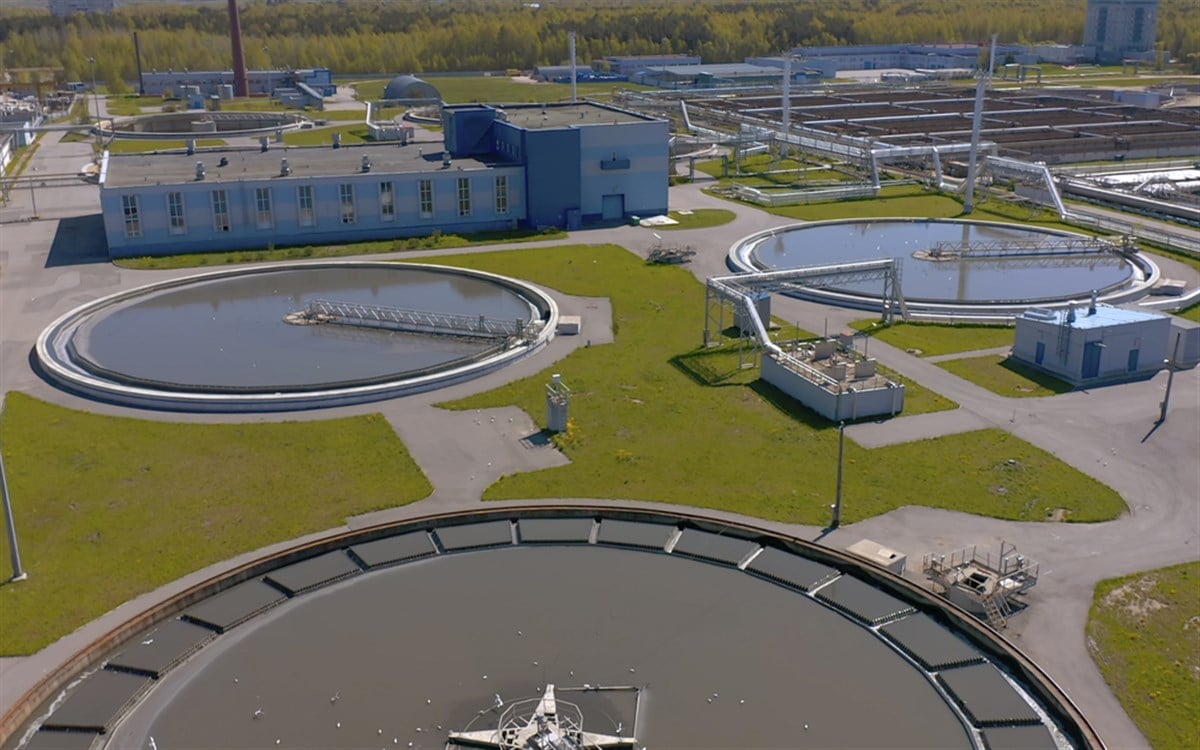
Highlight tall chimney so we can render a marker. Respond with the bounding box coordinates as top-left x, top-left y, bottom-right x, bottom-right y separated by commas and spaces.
228, 0, 249, 98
